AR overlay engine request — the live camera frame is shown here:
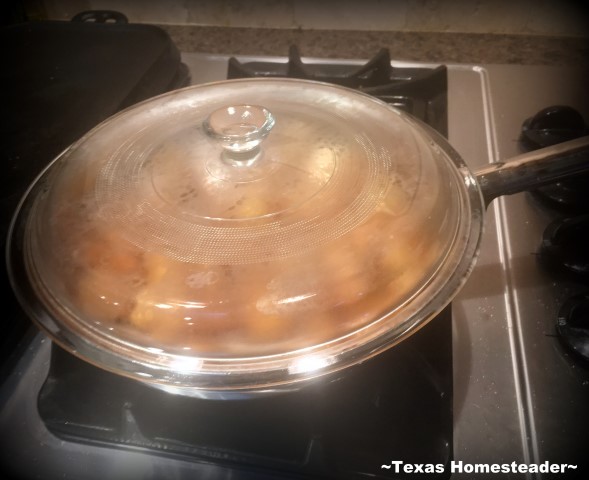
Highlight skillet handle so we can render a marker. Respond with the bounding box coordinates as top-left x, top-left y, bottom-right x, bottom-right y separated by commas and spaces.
474, 135, 589, 206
